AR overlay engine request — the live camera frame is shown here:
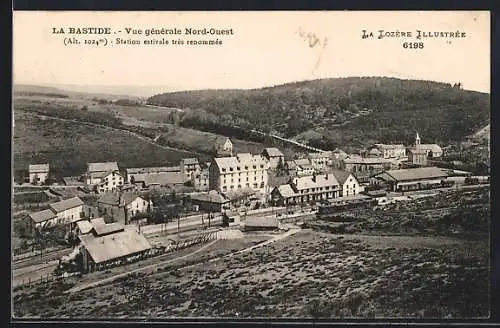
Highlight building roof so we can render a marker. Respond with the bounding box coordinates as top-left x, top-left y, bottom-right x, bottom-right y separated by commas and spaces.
181, 158, 200, 166
126, 166, 180, 175
294, 158, 311, 166
62, 176, 85, 186
292, 173, 340, 191
343, 157, 392, 165
144, 172, 189, 186
29, 209, 56, 223
29, 164, 49, 173
80, 229, 152, 264
419, 144, 443, 153
215, 137, 231, 147
89, 170, 122, 181
374, 144, 406, 150
407, 147, 427, 155
90, 217, 106, 226
275, 184, 298, 198
378, 167, 448, 182
368, 148, 382, 155
76, 220, 94, 234
190, 190, 229, 204
214, 154, 268, 172
87, 162, 119, 173
263, 147, 284, 158
244, 216, 279, 228
225, 187, 256, 201
308, 152, 329, 159
92, 222, 125, 236
97, 192, 144, 206
329, 169, 355, 184
49, 197, 84, 213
